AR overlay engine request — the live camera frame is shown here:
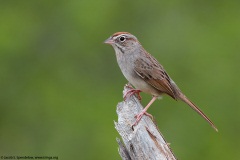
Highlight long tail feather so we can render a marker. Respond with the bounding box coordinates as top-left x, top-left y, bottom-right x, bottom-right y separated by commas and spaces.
179, 94, 218, 132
